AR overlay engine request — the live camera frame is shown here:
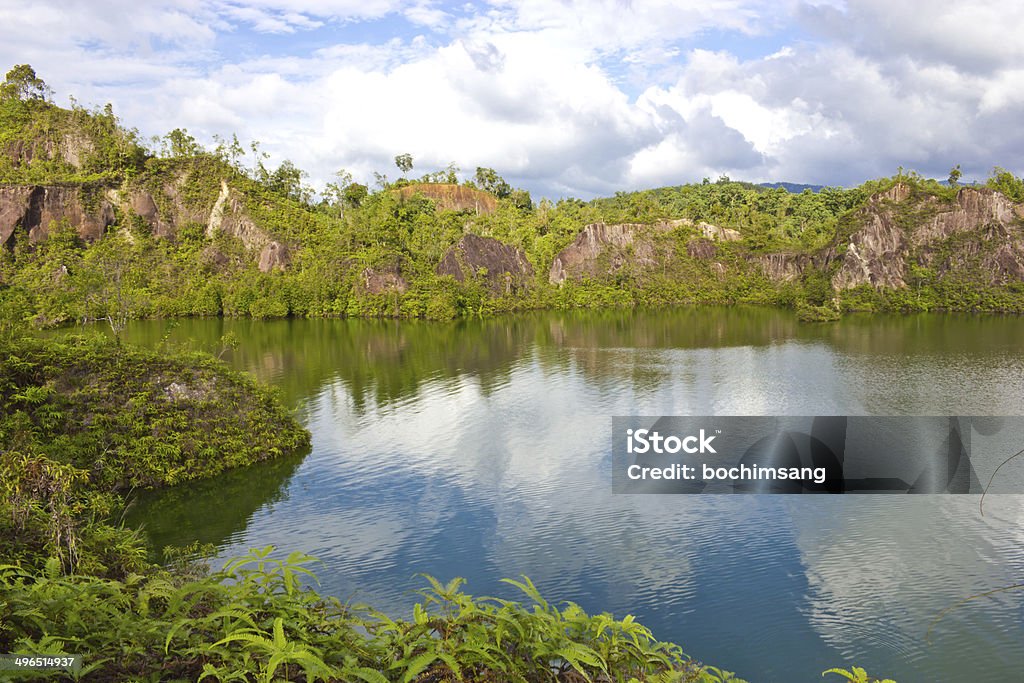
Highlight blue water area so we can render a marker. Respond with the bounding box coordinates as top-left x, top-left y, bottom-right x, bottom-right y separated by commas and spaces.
119, 308, 1024, 682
